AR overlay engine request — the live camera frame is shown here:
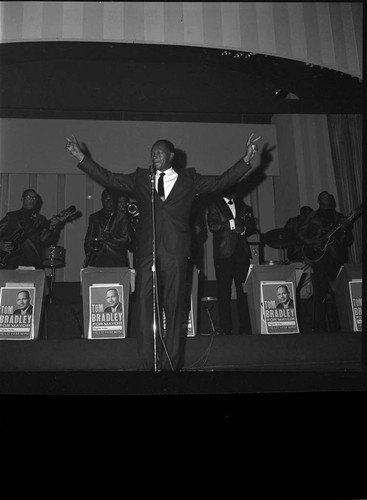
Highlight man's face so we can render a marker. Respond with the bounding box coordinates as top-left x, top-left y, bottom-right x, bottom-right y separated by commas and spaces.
151, 142, 173, 172
17, 292, 30, 310
318, 192, 334, 210
22, 191, 38, 210
106, 290, 119, 307
277, 287, 290, 304
102, 194, 116, 213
